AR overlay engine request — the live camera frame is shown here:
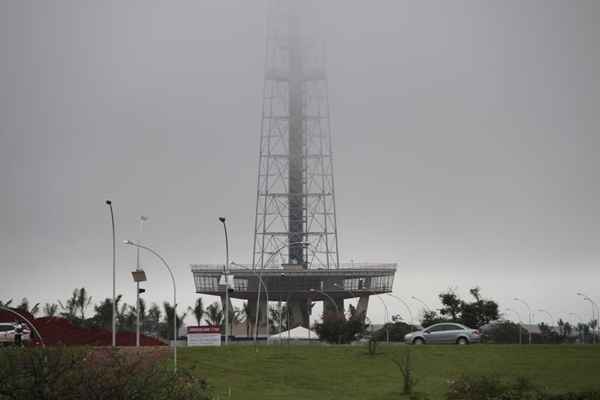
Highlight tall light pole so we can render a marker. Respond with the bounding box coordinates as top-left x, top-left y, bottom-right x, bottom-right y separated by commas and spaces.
537, 309, 556, 335
124, 241, 177, 372
505, 308, 523, 344
386, 294, 415, 326
254, 241, 309, 340
219, 217, 230, 345
231, 261, 271, 343
105, 200, 116, 347
513, 298, 533, 344
374, 295, 391, 343
332, 282, 387, 341
536, 309, 555, 326
411, 296, 432, 324
310, 288, 341, 343
569, 312, 585, 343
136, 215, 148, 347
577, 293, 598, 344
